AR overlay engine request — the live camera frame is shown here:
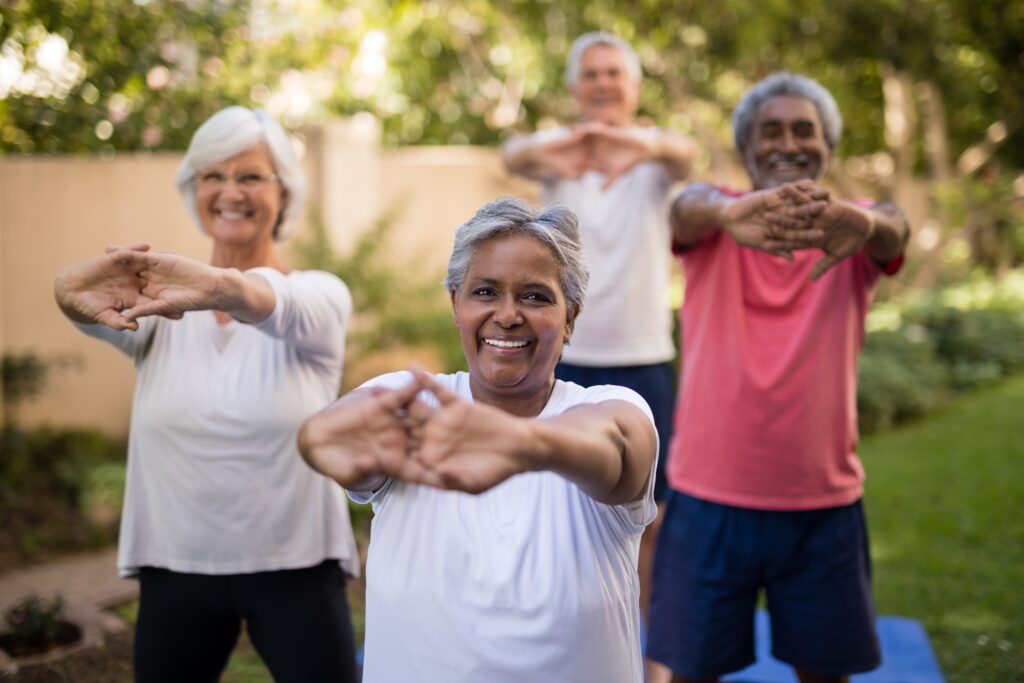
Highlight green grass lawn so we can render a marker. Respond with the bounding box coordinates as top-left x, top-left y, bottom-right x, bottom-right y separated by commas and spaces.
862, 374, 1024, 682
